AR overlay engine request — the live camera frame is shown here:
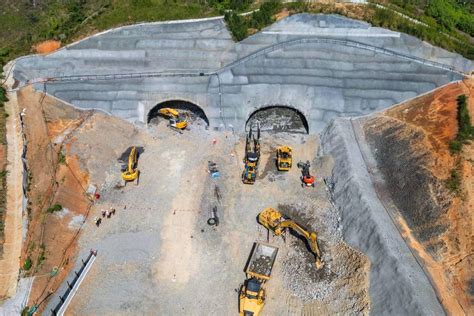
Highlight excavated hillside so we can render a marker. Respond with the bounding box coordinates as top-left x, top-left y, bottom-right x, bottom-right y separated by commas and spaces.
364, 78, 473, 314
